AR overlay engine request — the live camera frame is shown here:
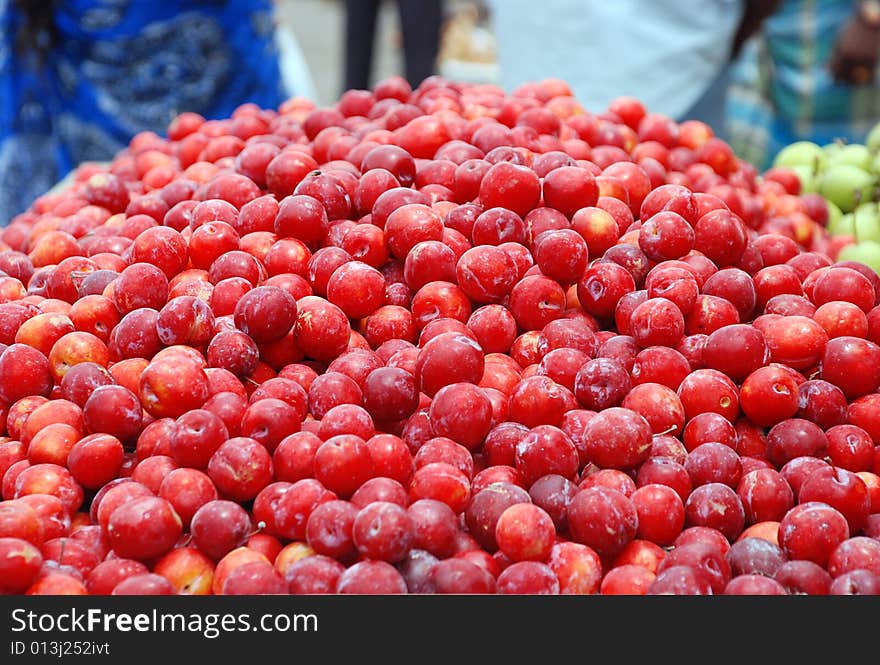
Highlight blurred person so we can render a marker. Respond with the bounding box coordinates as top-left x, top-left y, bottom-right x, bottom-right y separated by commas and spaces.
486, 1, 778, 131
726, 0, 880, 169
342, 0, 444, 92
1, 0, 296, 225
